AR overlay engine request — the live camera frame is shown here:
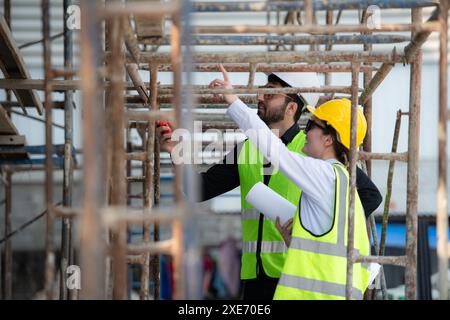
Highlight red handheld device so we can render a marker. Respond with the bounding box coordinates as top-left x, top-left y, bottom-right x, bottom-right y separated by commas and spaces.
156, 121, 172, 135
